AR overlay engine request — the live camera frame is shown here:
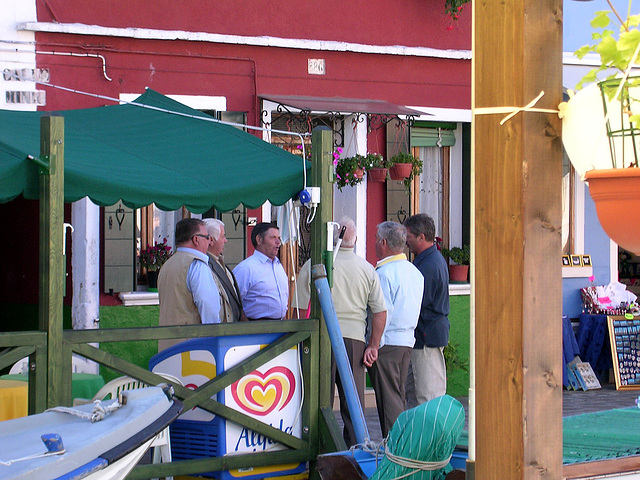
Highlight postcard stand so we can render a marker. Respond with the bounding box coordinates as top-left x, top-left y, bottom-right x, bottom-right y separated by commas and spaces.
607, 315, 640, 390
